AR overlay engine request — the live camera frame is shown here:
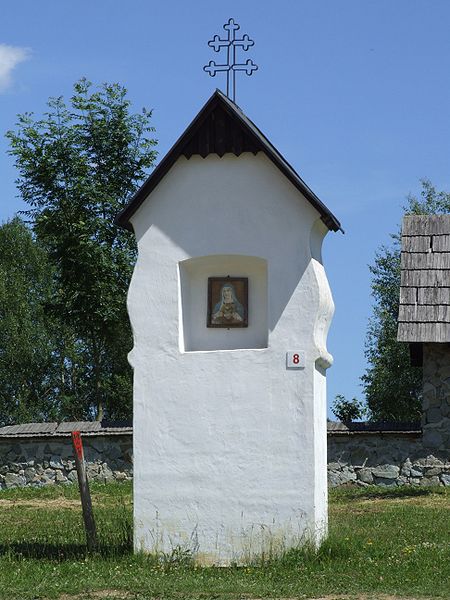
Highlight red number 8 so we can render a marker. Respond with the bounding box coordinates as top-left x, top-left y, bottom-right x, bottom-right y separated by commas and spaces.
293, 354, 299, 364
